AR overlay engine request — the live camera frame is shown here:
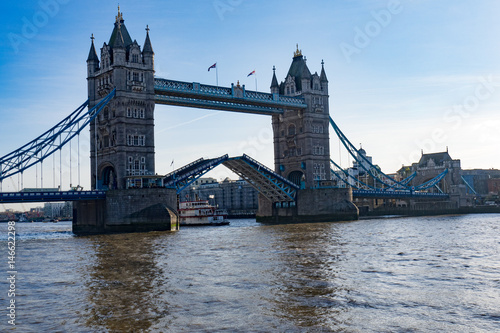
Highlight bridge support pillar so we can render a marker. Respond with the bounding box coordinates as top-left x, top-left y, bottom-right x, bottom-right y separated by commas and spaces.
256, 188, 358, 223
72, 188, 179, 235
